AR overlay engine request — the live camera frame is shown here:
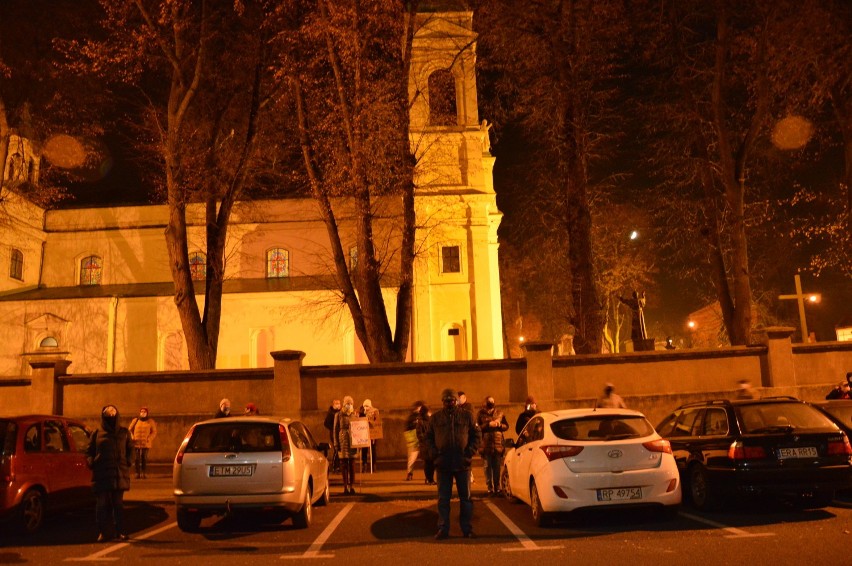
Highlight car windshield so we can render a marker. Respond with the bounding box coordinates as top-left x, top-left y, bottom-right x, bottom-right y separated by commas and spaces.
0, 420, 15, 456
738, 403, 838, 434
551, 415, 654, 441
185, 422, 282, 453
